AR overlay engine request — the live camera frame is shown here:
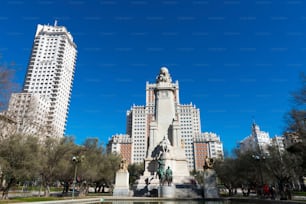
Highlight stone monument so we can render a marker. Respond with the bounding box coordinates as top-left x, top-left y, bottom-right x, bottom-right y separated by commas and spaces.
203, 157, 219, 198
113, 158, 130, 196
134, 67, 195, 198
